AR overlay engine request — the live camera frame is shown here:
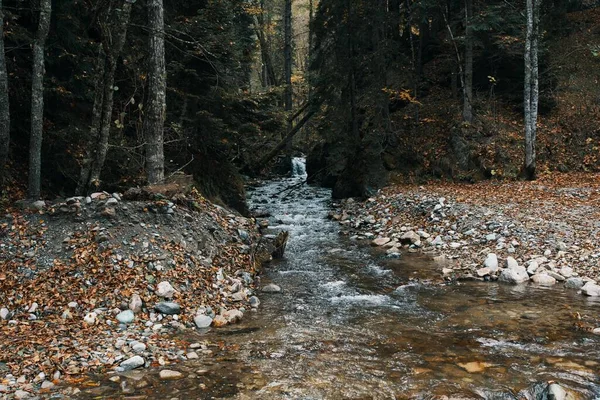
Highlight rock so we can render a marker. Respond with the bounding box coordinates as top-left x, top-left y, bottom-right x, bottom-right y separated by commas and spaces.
106, 197, 118, 206
131, 342, 147, 352
547, 271, 566, 282
547, 383, 567, 400
371, 237, 391, 246
83, 312, 97, 324
112, 193, 121, 201
194, 314, 213, 329
154, 302, 181, 315
159, 370, 184, 380
485, 233, 497, 242
31, 200, 46, 210
0, 307, 9, 320
400, 231, 420, 245
565, 277, 585, 289
41, 380, 55, 390
120, 356, 145, 371
527, 261, 539, 276
499, 259, 529, 284
187, 351, 199, 359
129, 294, 143, 313
14, 390, 31, 399
101, 207, 116, 217
0, 384, 7, 393
531, 274, 557, 286
230, 291, 245, 302
431, 236, 443, 246
156, 281, 175, 298
223, 309, 243, 323
417, 230, 430, 239
559, 266, 573, 278
593, 328, 600, 335
483, 253, 498, 271
476, 267, 491, 277
581, 281, 600, 297
249, 296, 260, 308
262, 283, 282, 293
442, 268, 453, 275
212, 315, 228, 327
116, 310, 135, 324
556, 241, 568, 252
